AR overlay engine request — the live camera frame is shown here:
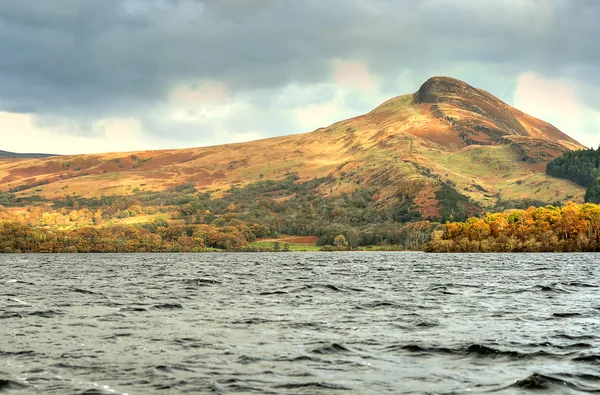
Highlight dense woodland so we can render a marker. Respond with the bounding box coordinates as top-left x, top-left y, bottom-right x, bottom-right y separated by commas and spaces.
546, 147, 600, 203
2, 166, 598, 253
0, 175, 440, 253
426, 202, 600, 252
